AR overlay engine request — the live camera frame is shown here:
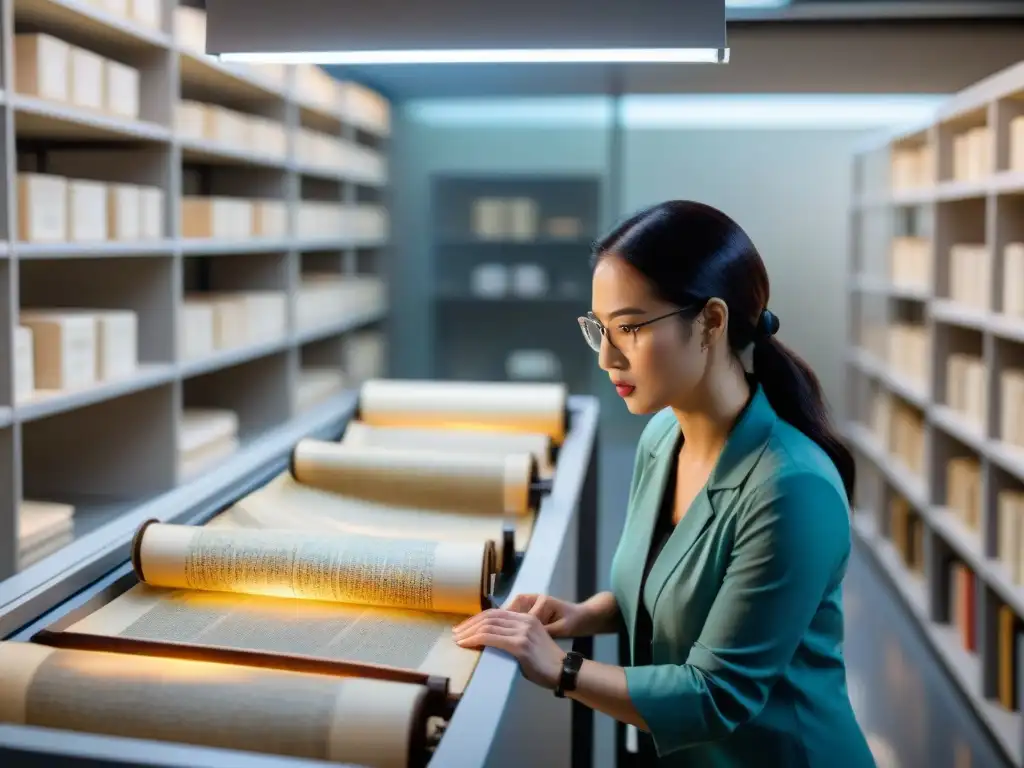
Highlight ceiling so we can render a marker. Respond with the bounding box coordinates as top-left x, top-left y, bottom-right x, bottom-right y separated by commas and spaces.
203, 0, 1024, 99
